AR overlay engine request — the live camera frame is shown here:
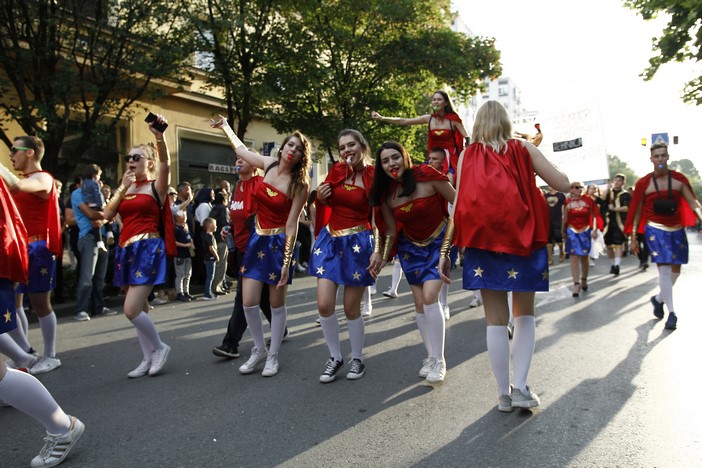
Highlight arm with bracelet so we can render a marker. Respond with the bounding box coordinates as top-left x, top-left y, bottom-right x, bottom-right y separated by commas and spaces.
149, 114, 171, 204
277, 183, 309, 288
211, 115, 275, 171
